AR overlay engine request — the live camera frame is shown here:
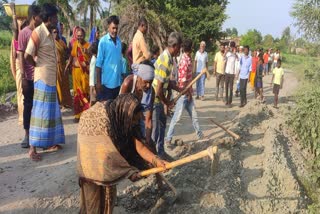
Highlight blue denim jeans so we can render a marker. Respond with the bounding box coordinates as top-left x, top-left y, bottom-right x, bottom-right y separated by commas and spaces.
196, 73, 206, 96
151, 103, 167, 155
165, 95, 203, 142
